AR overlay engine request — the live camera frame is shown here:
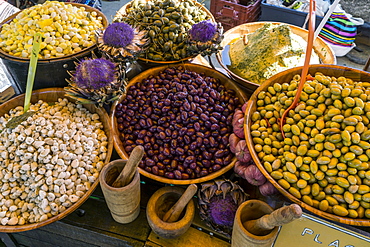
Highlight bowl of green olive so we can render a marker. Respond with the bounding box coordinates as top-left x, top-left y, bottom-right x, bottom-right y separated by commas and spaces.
113, 0, 215, 65
245, 64, 370, 226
